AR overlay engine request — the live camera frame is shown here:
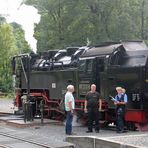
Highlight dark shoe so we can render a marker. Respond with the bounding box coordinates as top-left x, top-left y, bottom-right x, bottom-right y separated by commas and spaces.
66, 133, 71, 135
95, 130, 99, 133
66, 132, 76, 135
116, 130, 124, 133
86, 130, 93, 133
71, 132, 76, 135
